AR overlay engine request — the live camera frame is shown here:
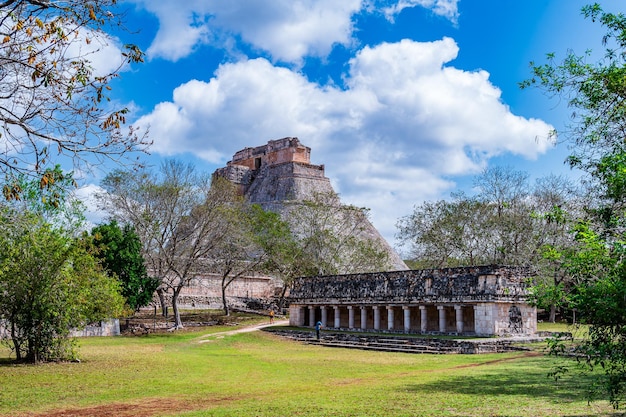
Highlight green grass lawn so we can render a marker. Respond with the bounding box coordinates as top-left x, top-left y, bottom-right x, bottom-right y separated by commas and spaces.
0, 322, 619, 417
